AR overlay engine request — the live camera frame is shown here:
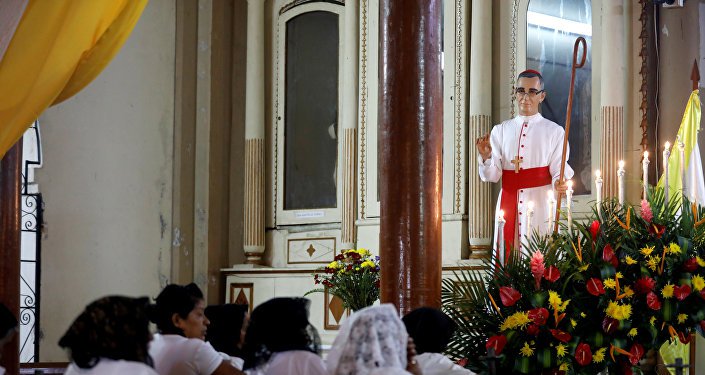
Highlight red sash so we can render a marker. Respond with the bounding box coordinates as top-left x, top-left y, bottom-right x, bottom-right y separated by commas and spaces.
499, 166, 552, 261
